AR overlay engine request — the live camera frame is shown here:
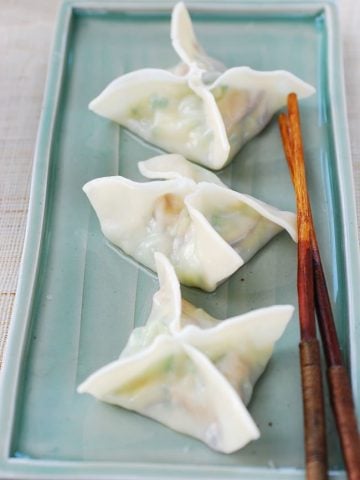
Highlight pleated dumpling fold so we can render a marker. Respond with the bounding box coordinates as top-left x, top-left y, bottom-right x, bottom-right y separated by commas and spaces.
78, 252, 294, 453
89, 2, 315, 170
83, 154, 297, 292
